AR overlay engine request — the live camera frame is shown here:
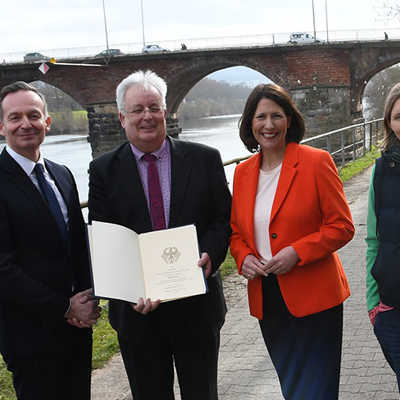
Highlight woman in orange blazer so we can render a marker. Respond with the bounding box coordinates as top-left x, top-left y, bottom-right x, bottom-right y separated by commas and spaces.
230, 84, 354, 400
